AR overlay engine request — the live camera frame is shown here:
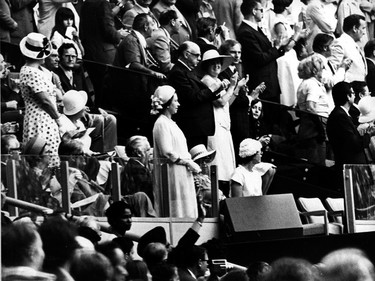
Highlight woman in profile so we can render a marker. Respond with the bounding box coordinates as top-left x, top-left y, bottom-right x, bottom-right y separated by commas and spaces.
151, 85, 201, 218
